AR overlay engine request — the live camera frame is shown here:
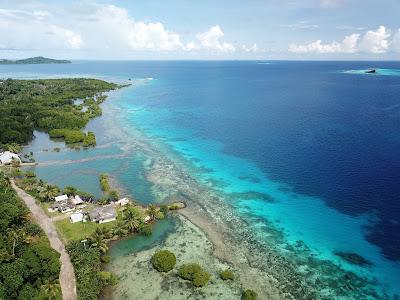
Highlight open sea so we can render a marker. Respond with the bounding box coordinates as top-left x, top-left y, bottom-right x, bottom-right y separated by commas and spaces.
1, 60, 399, 298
